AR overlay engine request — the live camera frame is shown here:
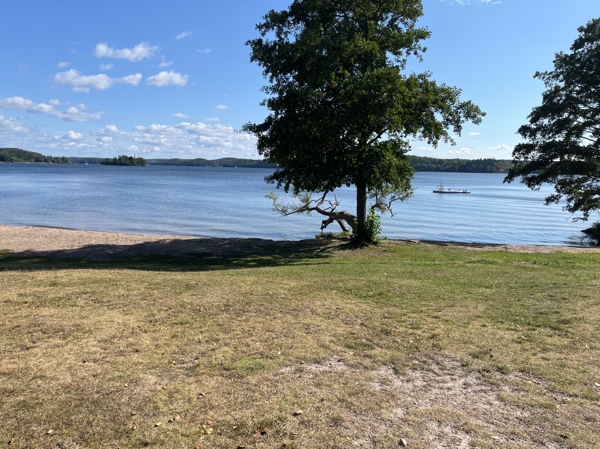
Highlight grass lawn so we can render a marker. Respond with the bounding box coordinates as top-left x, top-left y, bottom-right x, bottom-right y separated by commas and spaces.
0, 240, 599, 448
